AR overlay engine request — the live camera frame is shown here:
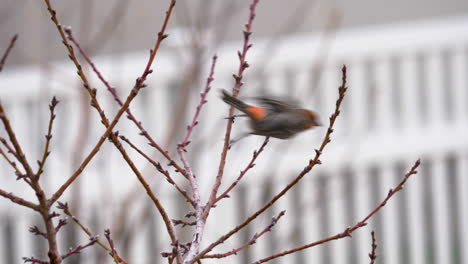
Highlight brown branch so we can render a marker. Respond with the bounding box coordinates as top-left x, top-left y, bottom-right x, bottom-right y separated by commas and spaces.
177, 55, 217, 263
203, 210, 285, 259
369, 231, 378, 264
202, 0, 260, 230
23, 256, 48, 264
0, 188, 39, 211
0, 136, 17, 156
48, 84, 143, 205
36, 96, 59, 180
195, 65, 348, 262
47, 0, 176, 205
54, 219, 67, 233
120, 135, 194, 206
44, 1, 181, 258
57, 202, 128, 264
0, 99, 61, 263
179, 55, 218, 151
253, 159, 421, 263
29, 225, 47, 239
0, 142, 31, 185
61, 237, 98, 260
42, 0, 110, 128
214, 136, 269, 204
105, 229, 126, 264
172, 219, 196, 227
0, 34, 18, 72
64, 25, 188, 179
52, 129, 181, 262
0, 104, 35, 178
